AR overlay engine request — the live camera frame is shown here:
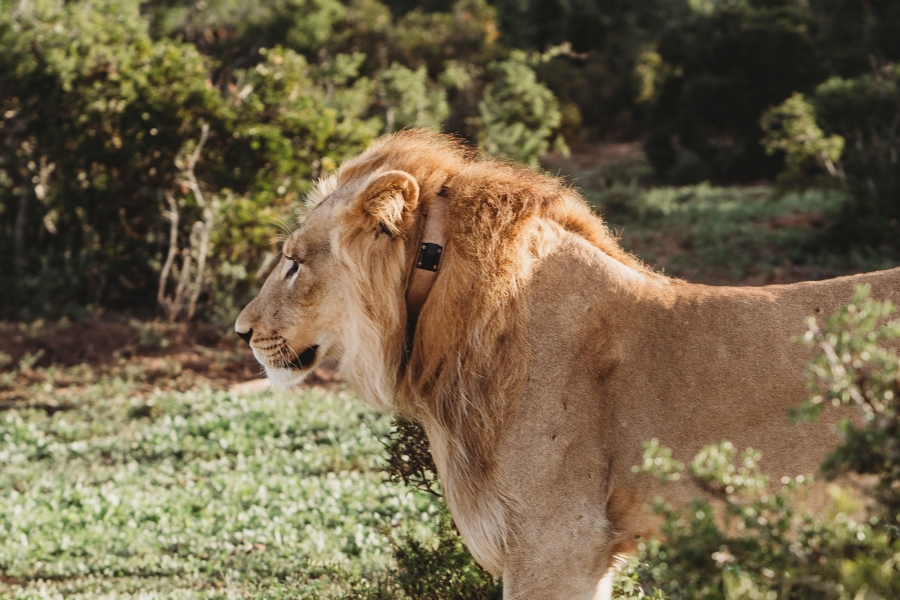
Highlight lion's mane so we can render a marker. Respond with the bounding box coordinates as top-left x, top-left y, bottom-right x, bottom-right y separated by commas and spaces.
325, 130, 657, 571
